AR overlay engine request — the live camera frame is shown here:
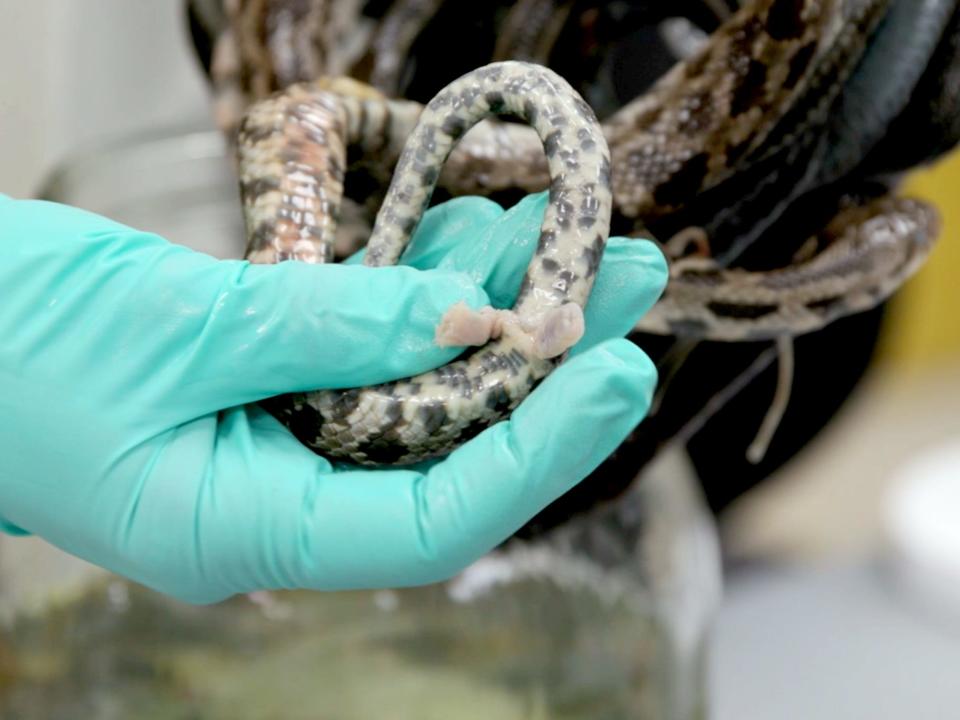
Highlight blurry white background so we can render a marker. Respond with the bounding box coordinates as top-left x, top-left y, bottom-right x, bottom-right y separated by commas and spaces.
0, 1, 210, 197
